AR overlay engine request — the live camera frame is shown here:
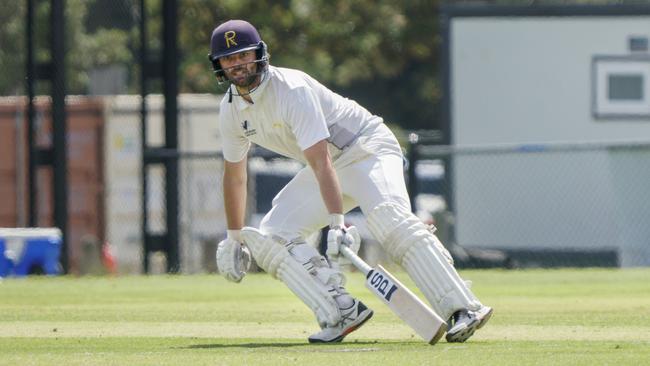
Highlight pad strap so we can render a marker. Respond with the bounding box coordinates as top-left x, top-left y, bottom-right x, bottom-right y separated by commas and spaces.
241, 227, 342, 327
367, 203, 482, 319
